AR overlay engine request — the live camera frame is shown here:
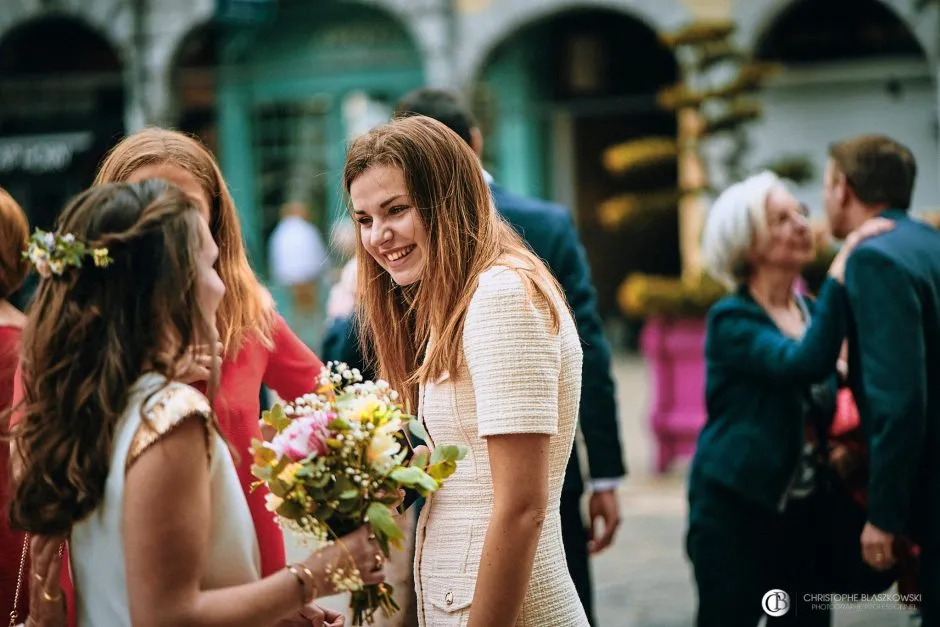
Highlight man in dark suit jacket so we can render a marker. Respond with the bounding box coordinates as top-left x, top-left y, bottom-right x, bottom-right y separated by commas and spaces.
824, 135, 940, 621
322, 88, 626, 624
